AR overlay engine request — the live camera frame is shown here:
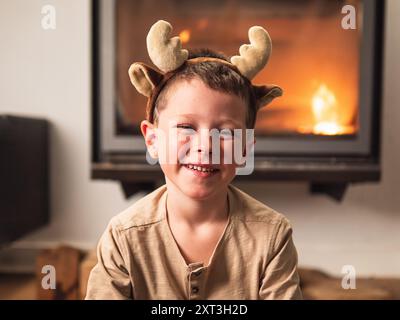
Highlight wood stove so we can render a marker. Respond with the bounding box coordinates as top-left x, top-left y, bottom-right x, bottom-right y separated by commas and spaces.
92, 0, 384, 200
